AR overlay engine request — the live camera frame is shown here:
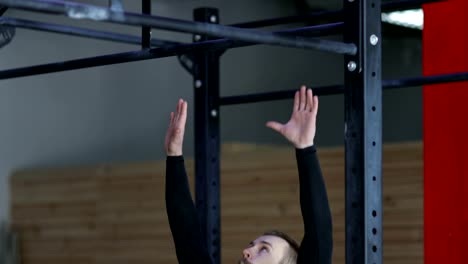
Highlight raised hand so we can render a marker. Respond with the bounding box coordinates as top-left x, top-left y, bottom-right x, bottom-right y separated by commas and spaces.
165, 99, 188, 156
266, 86, 319, 149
